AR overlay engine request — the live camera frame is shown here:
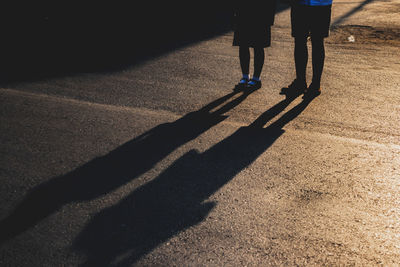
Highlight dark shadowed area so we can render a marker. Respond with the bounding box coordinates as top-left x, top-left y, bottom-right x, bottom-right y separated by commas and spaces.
1, 1, 232, 82
1, 1, 289, 83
